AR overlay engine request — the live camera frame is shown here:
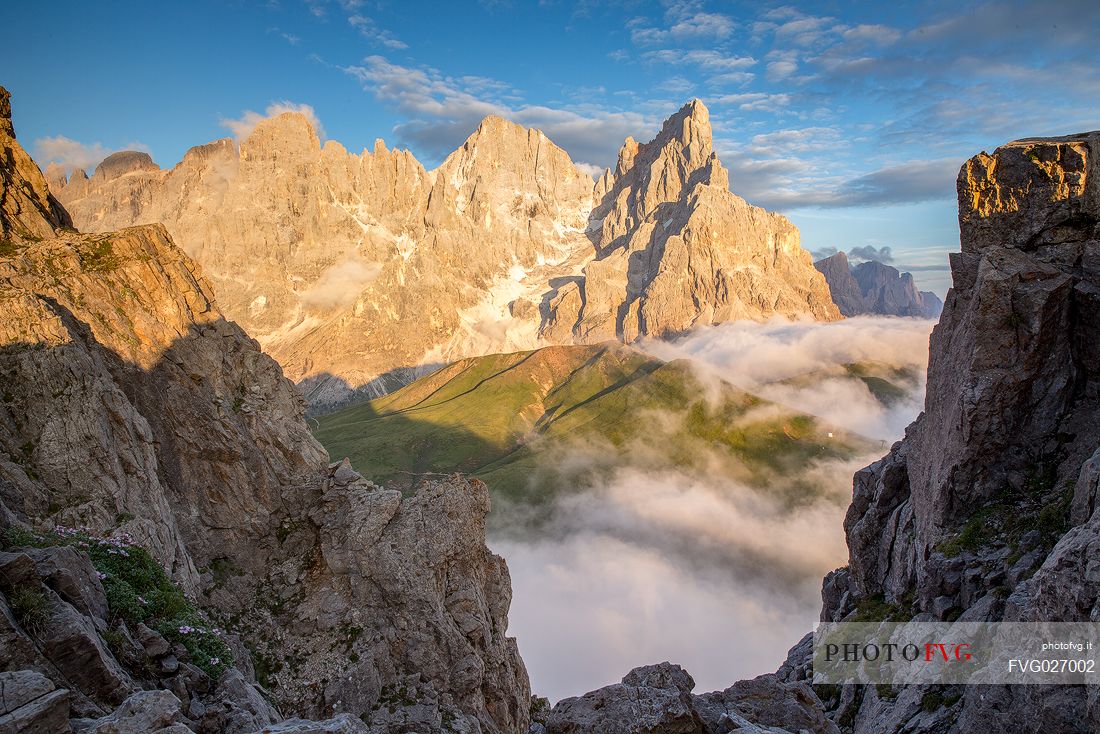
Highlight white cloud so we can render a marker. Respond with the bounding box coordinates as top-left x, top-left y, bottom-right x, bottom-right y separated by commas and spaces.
300, 251, 382, 309
765, 59, 798, 81
643, 49, 756, 72
627, 5, 735, 46
573, 162, 604, 179
344, 56, 660, 168
841, 23, 901, 46
641, 316, 934, 441
771, 13, 843, 47
220, 101, 325, 140
32, 136, 150, 174
497, 459, 860, 700
347, 13, 407, 49
668, 11, 734, 40
713, 92, 791, 112
749, 126, 840, 150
